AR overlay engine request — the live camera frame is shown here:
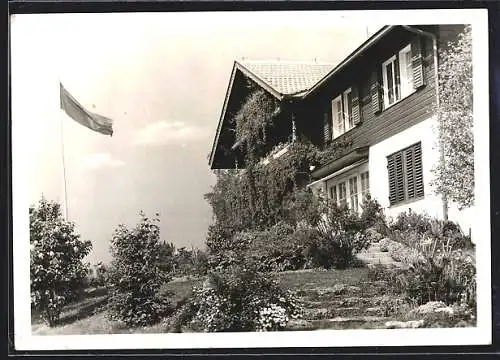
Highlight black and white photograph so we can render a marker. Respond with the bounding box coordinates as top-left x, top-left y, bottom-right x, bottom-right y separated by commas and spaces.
11, 8, 491, 350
